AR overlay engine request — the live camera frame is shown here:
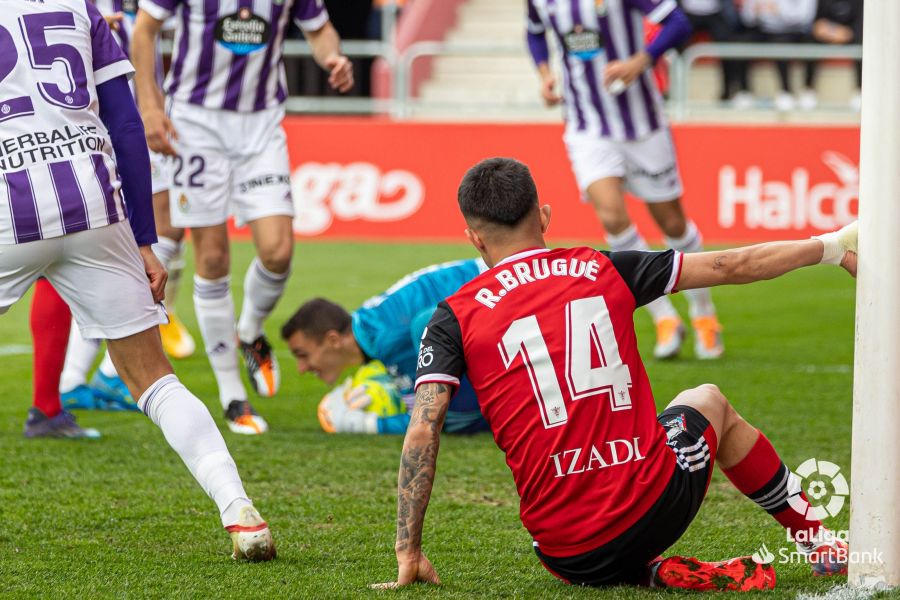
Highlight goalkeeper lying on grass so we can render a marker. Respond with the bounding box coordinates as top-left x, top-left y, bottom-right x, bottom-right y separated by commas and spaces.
281, 260, 490, 434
